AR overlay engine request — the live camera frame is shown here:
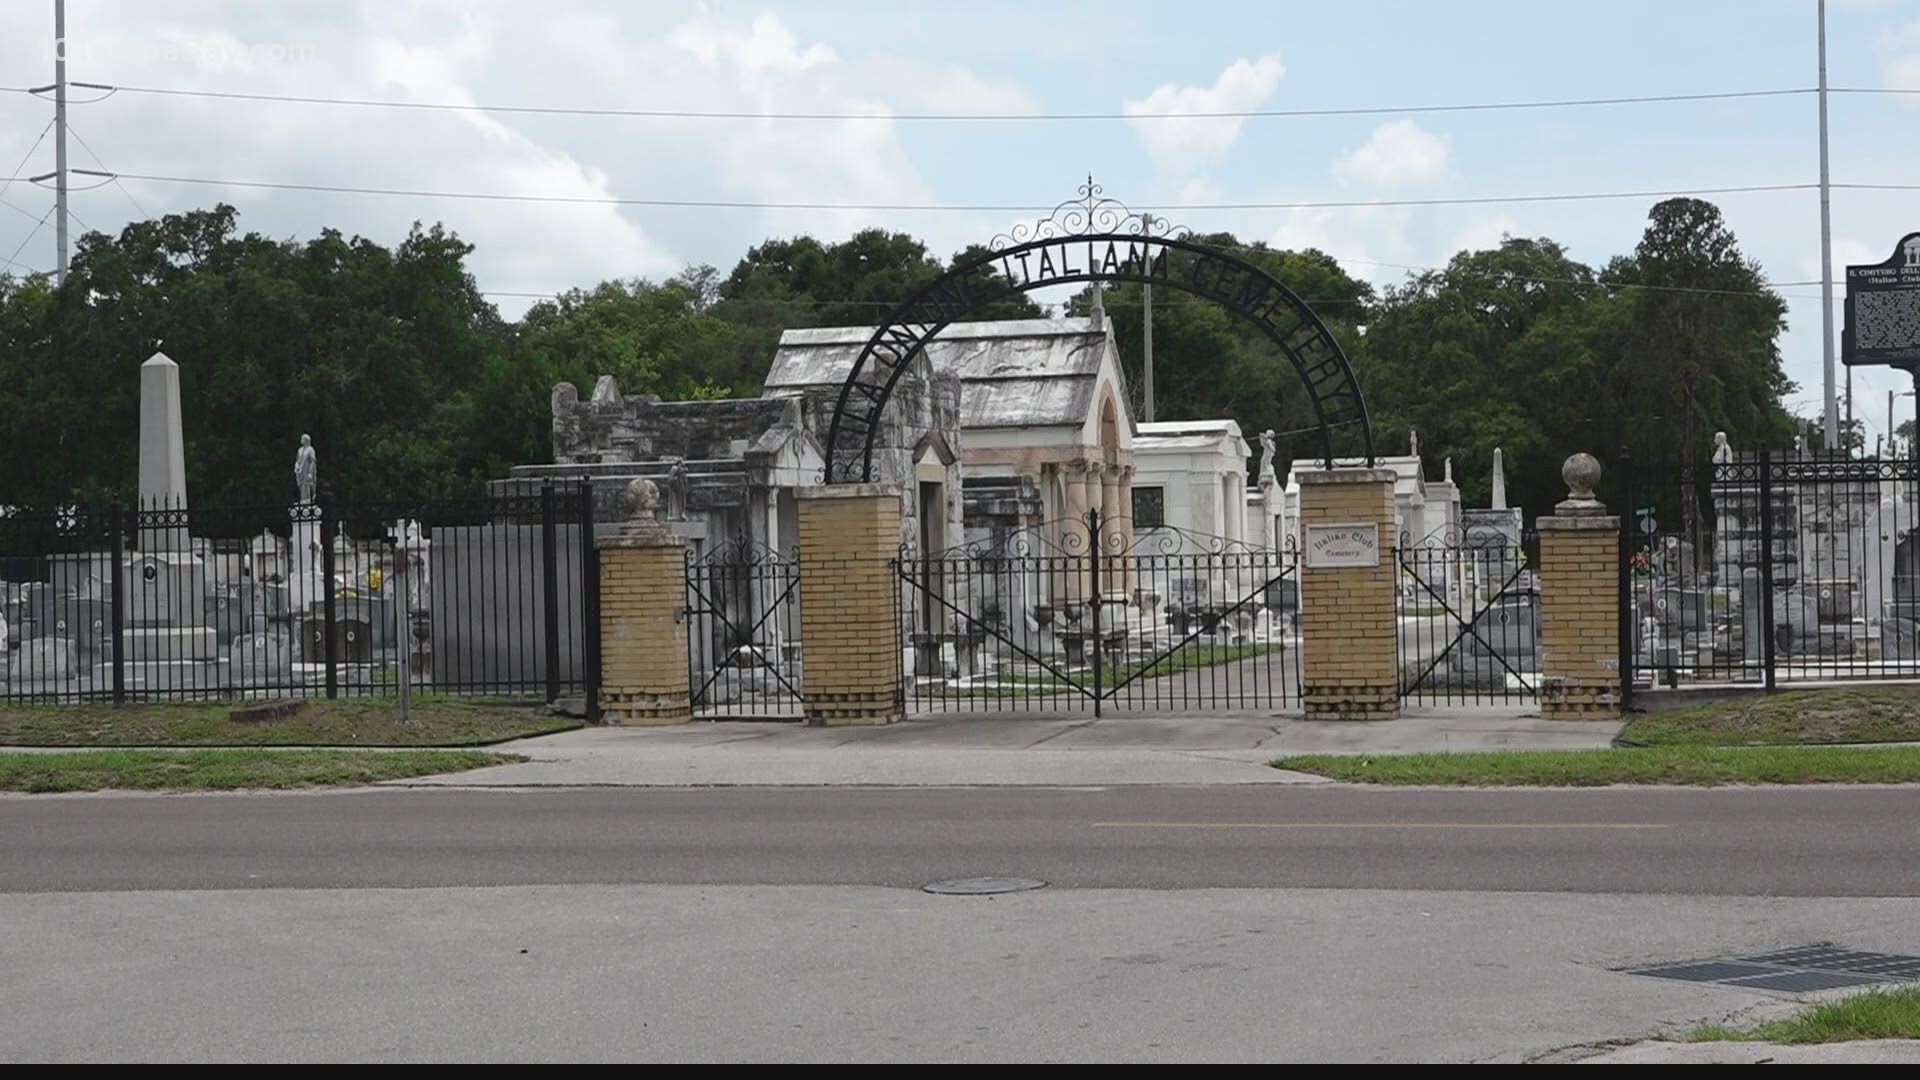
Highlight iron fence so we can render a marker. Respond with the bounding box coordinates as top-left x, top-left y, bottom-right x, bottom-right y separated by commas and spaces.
1622, 452, 1920, 691
0, 483, 599, 711
1394, 526, 1541, 706
896, 512, 1299, 715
